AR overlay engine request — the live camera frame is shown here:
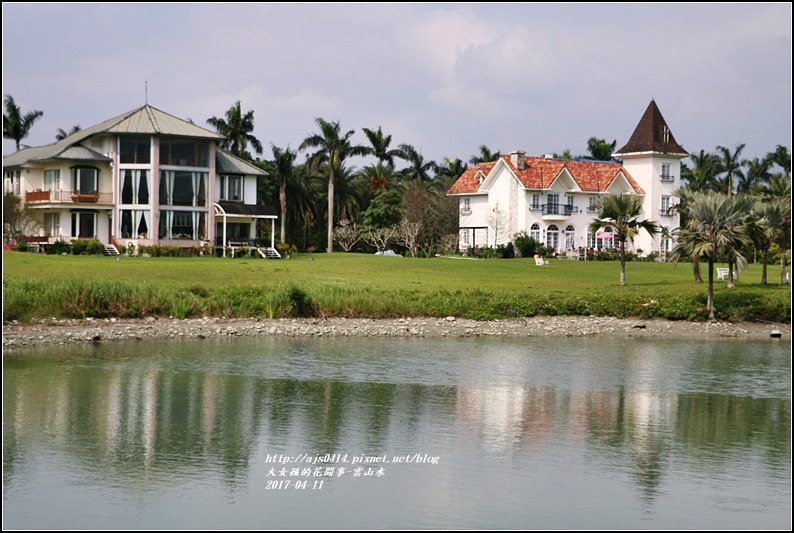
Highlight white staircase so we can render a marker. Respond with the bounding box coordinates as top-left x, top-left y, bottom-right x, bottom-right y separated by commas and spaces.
261, 247, 281, 258
103, 244, 120, 256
